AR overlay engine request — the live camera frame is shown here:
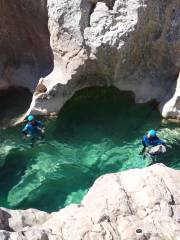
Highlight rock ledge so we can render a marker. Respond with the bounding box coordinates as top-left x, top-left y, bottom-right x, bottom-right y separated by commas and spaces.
1, 164, 180, 239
